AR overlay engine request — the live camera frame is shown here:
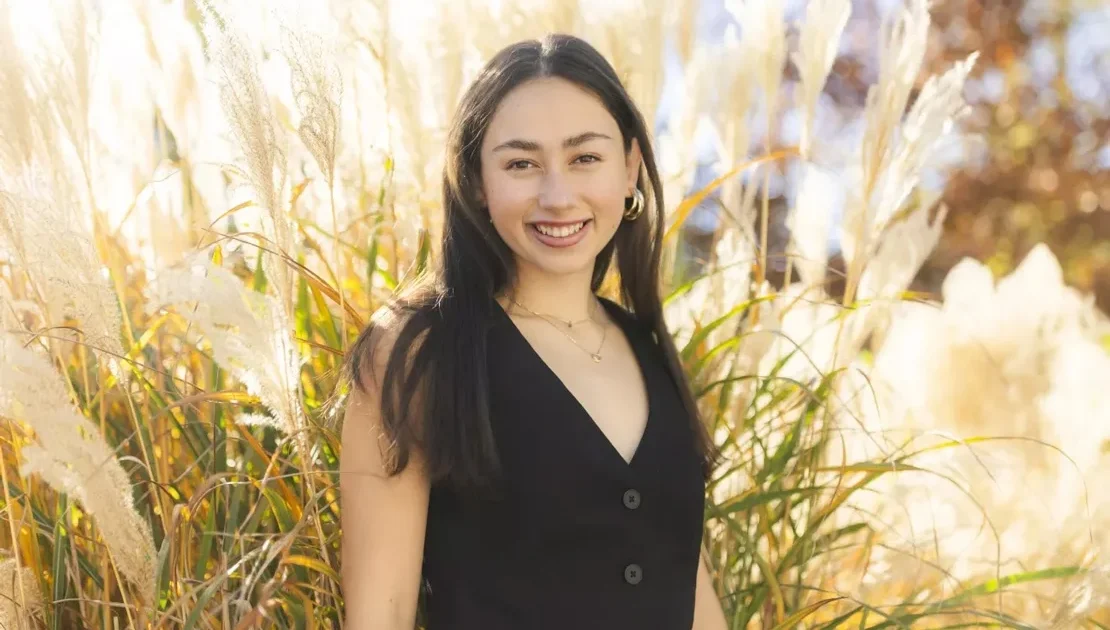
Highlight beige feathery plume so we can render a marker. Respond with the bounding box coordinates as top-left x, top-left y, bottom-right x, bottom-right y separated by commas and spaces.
0, 171, 125, 375
582, 0, 668, 132
718, 25, 757, 153
792, 0, 851, 159
145, 253, 306, 437
842, 0, 931, 270
785, 165, 840, 290
457, 0, 503, 62
425, 1, 467, 128
841, 245, 1110, 623
725, 0, 787, 118
0, 5, 40, 175
276, 1, 348, 347
857, 193, 948, 305
380, 30, 440, 255
47, 0, 94, 169
869, 53, 978, 237
498, 0, 580, 44
200, 0, 295, 314
0, 282, 38, 333
673, 0, 699, 66
6, 0, 98, 215
712, 6, 774, 232
663, 43, 716, 187
635, 2, 670, 134
0, 334, 156, 602
0, 557, 41, 630
841, 52, 977, 285
278, 6, 342, 186
1052, 561, 1110, 629
0, 2, 124, 377
838, 193, 948, 362
200, 0, 286, 217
